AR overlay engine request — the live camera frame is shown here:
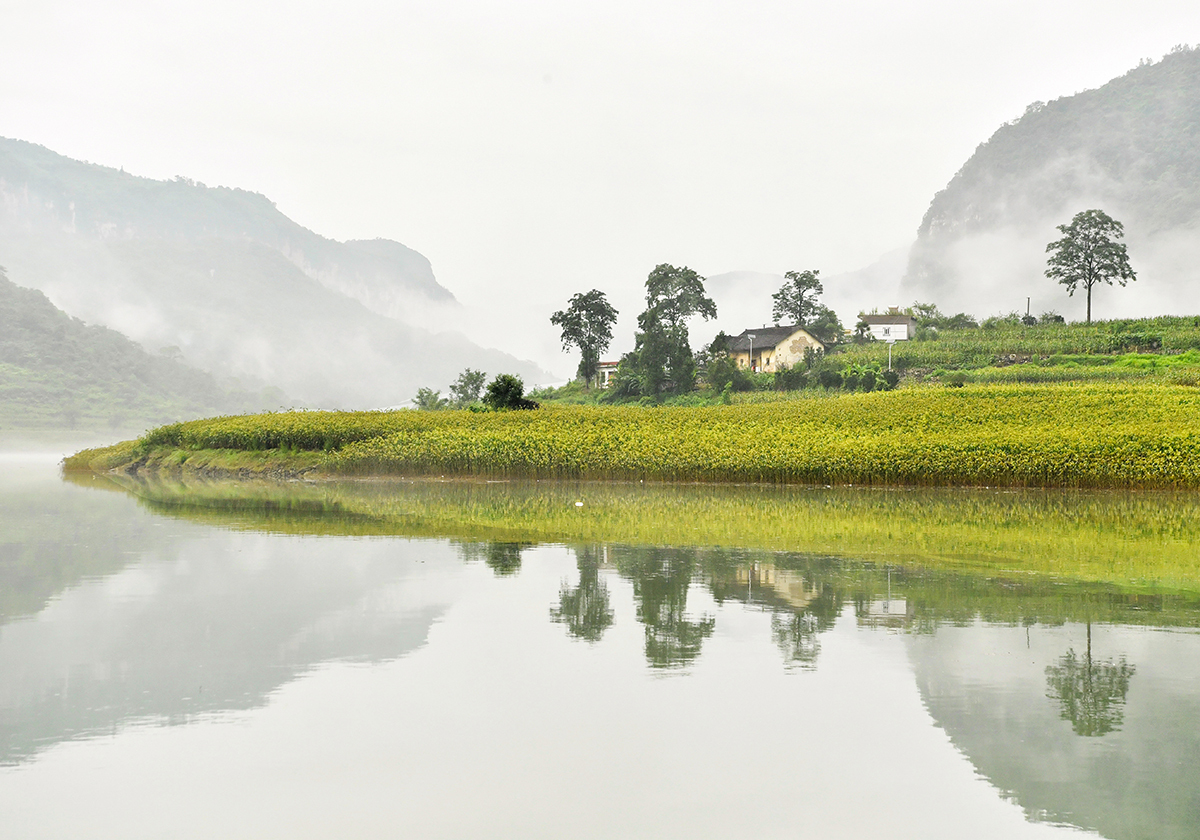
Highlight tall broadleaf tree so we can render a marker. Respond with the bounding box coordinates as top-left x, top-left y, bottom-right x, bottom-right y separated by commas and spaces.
621, 264, 717, 397
448, 368, 487, 408
771, 269, 823, 325
1045, 209, 1136, 323
550, 290, 619, 386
